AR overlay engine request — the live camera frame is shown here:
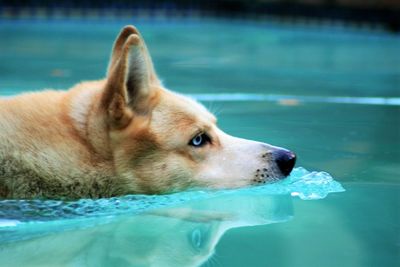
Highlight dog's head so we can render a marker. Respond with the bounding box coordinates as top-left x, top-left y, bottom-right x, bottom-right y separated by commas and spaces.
99, 26, 296, 194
